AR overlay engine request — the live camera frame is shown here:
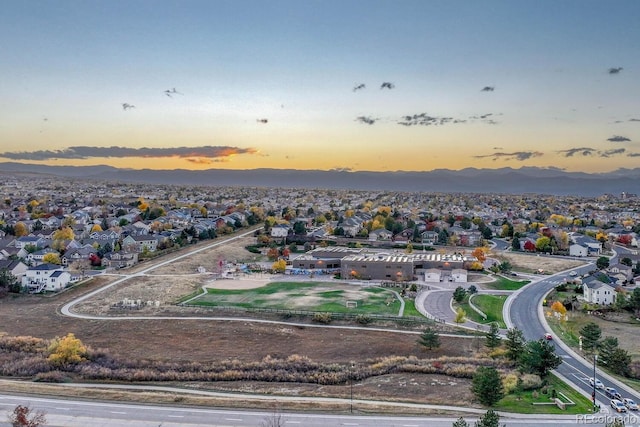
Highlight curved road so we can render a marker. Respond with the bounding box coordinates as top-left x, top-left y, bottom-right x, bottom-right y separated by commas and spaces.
506, 255, 640, 411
